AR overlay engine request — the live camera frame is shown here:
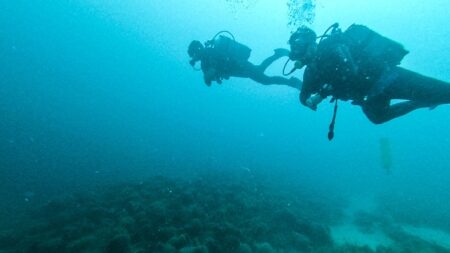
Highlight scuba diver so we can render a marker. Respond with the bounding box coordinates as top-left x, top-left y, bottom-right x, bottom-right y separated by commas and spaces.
287, 23, 450, 139
188, 31, 302, 89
